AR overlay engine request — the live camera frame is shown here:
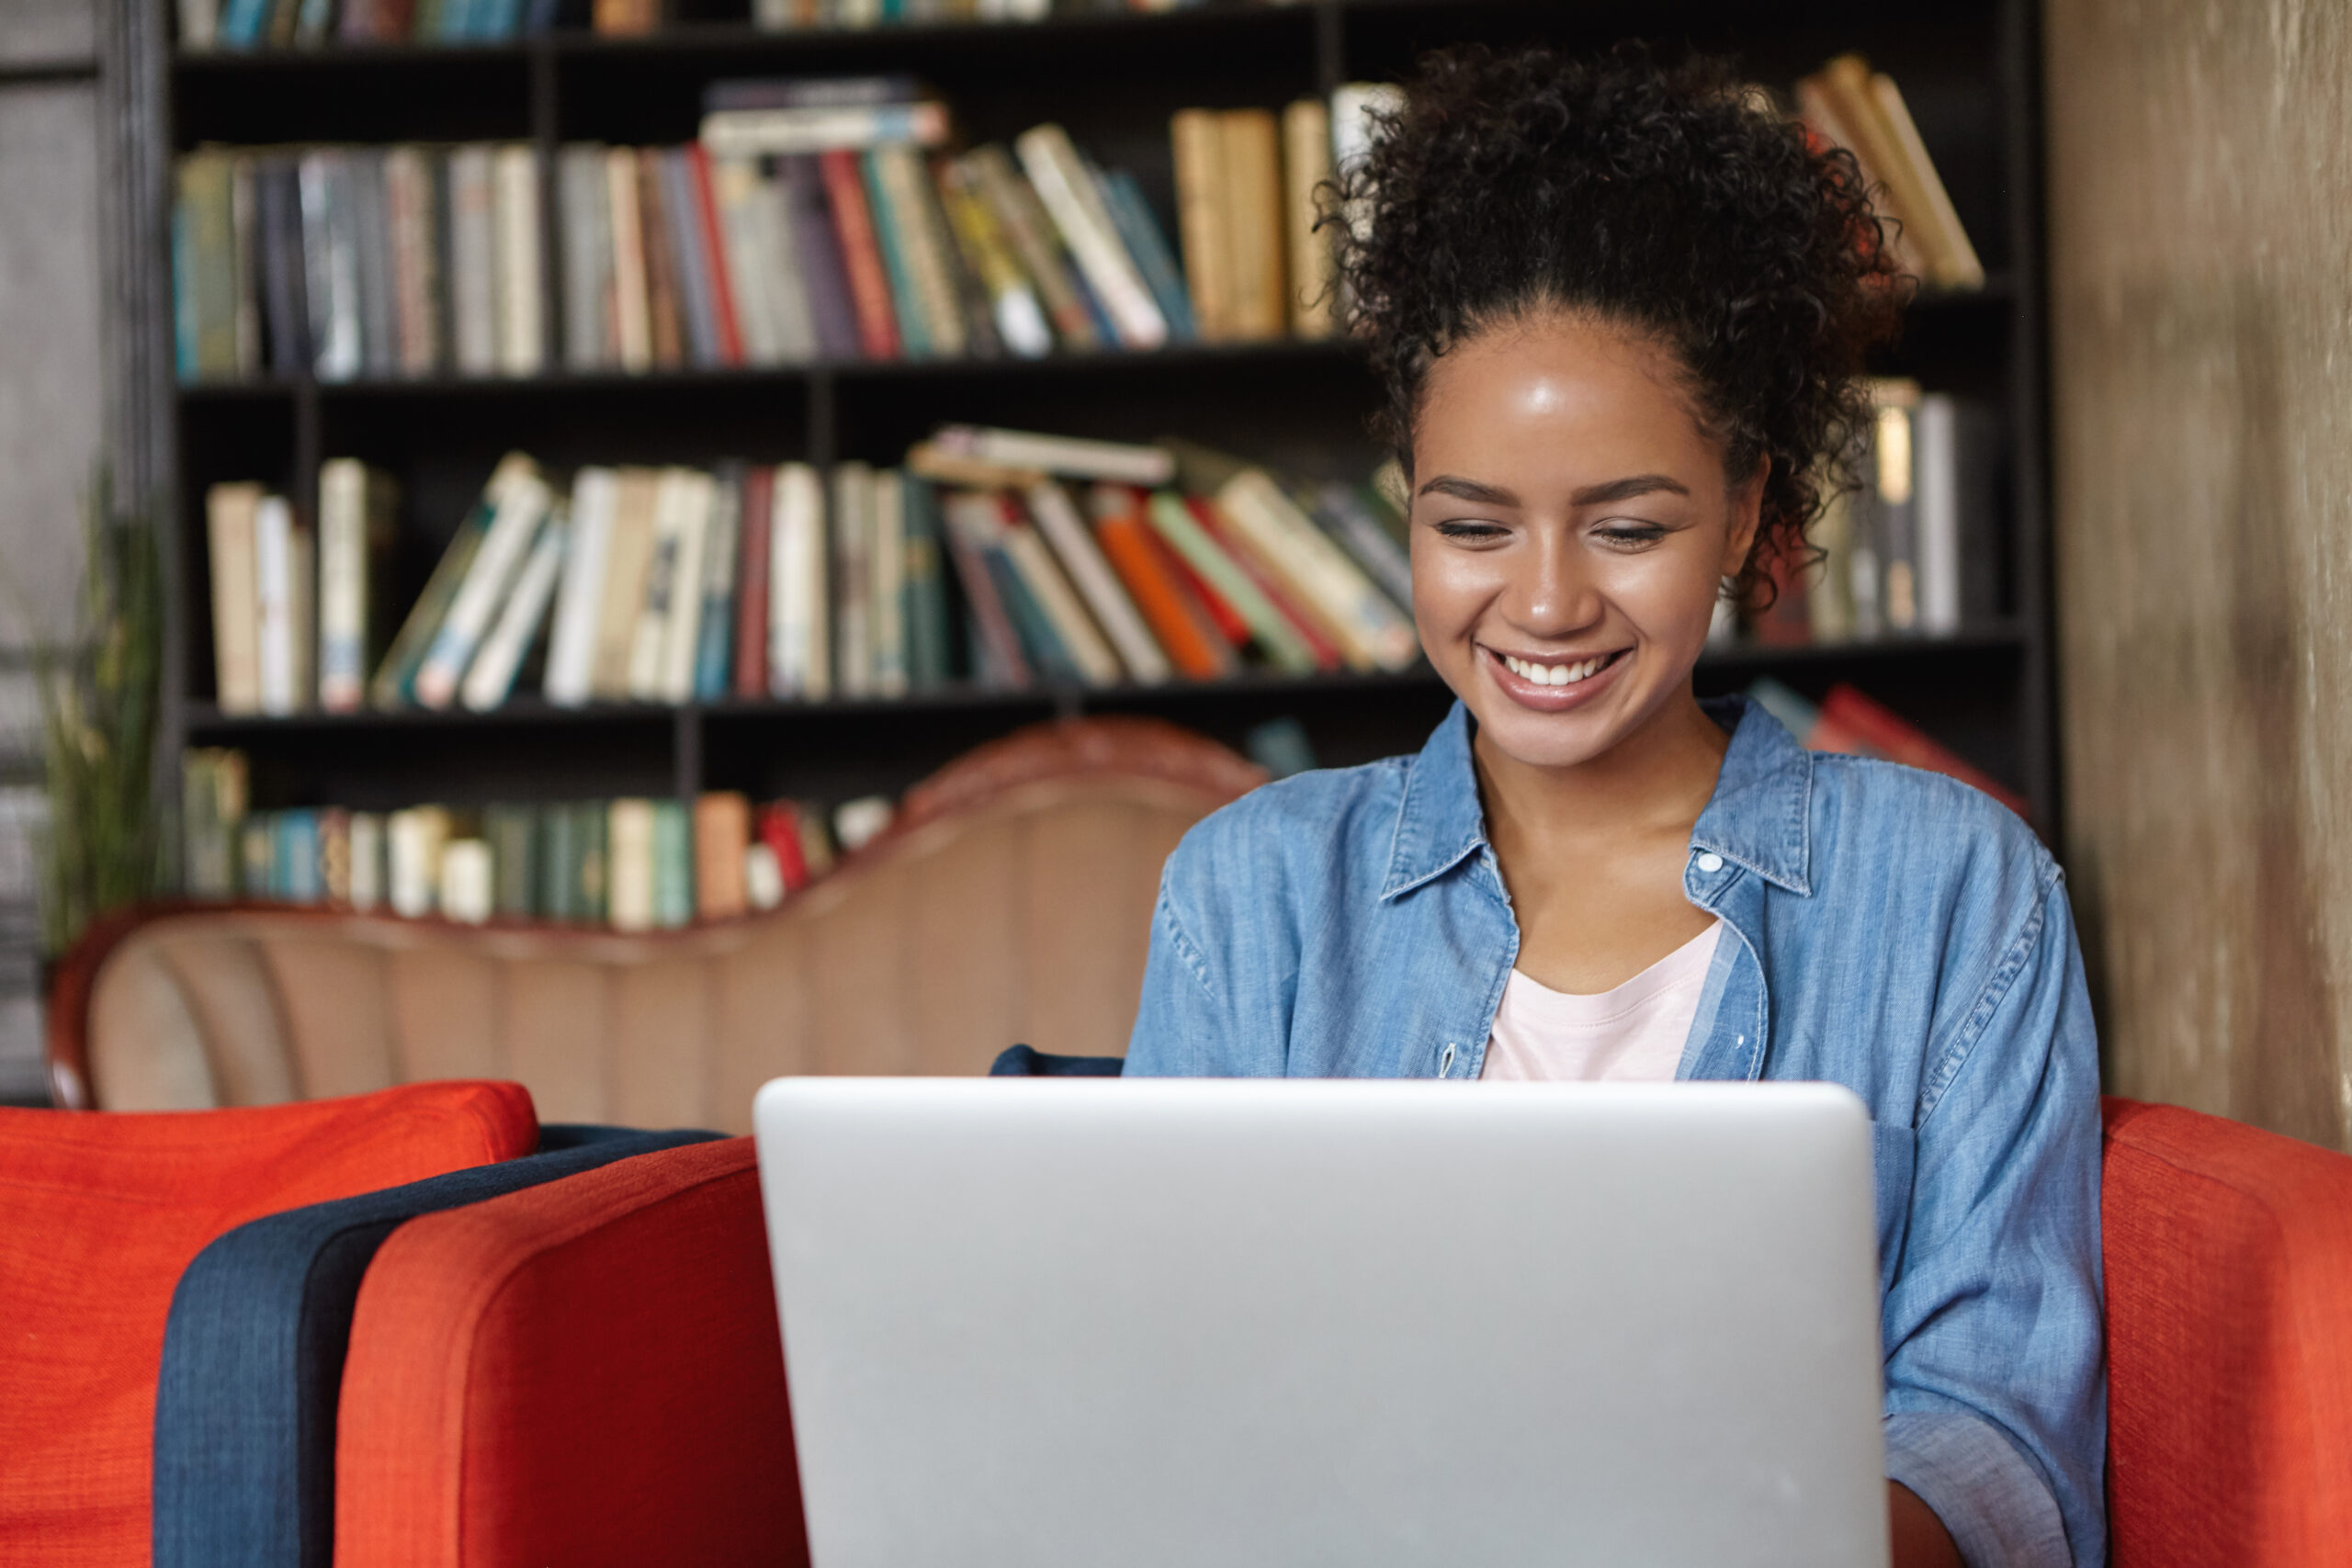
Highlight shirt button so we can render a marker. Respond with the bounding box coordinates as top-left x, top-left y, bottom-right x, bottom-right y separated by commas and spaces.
1696, 852, 1724, 874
